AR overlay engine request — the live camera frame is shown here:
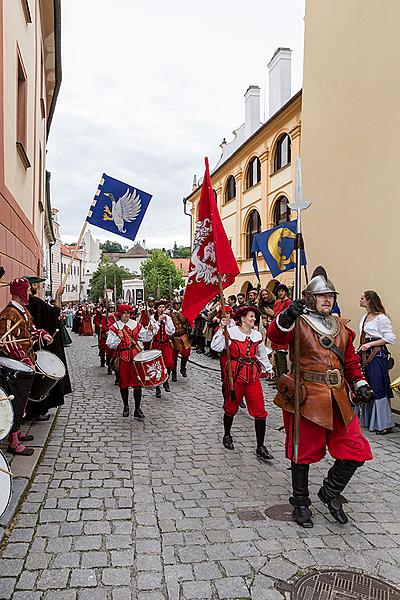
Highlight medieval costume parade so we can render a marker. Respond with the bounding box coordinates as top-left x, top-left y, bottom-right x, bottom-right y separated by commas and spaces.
94, 306, 109, 368
81, 305, 94, 336
106, 304, 153, 417
170, 298, 191, 381
211, 305, 275, 462
150, 300, 176, 398
268, 275, 374, 528
0, 278, 53, 455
